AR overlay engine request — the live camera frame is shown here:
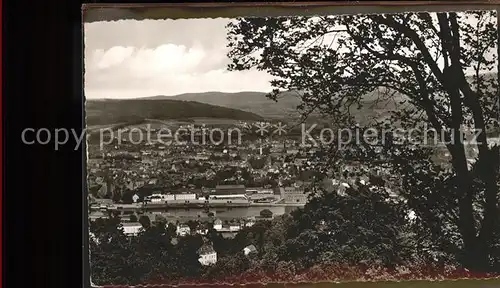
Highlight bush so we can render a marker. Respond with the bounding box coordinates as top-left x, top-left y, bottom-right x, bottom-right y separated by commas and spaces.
259, 209, 273, 219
